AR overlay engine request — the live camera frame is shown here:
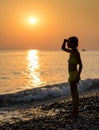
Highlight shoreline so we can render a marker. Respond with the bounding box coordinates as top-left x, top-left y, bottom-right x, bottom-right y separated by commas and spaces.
0, 92, 99, 130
